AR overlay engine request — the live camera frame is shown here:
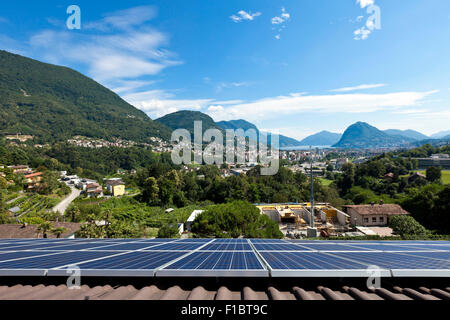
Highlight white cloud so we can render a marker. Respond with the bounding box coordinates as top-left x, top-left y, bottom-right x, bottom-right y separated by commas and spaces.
203, 90, 438, 122
330, 83, 386, 92
354, 26, 371, 40
356, 0, 374, 8
271, 8, 290, 25
24, 7, 181, 85
230, 10, 261, 23
216, 81, 251, 92
271, 8, 290, 39
85, 6, 157, 31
